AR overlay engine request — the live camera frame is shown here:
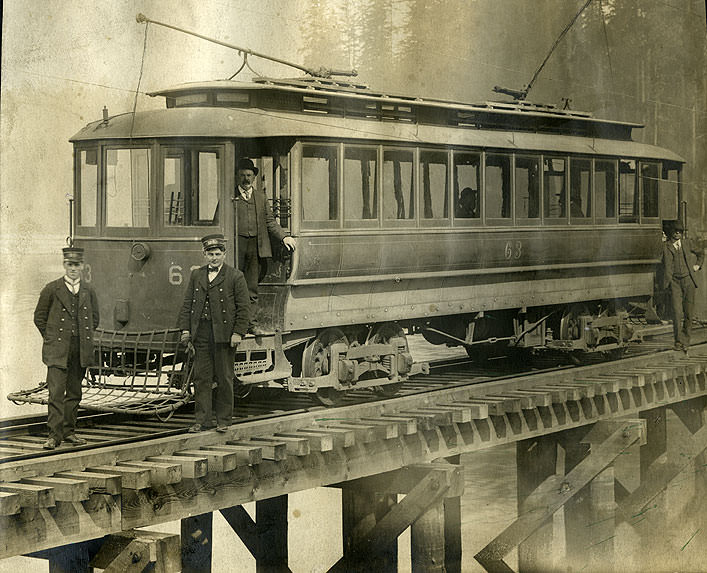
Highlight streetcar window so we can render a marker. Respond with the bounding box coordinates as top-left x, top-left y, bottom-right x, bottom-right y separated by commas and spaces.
660, 164, 680, 220
453, 152, 481, 220
383, 148, 414, 222
485, 154, 511, 221
514, 155, 540, 221
619, 159, 638, 223
163, 149, 220, 227
595, 160, 617, 220
302, 144, 338, 225
419, 150, 449, 222
78, 149, 97, 228
344, 146, 378, 225
640, 161, 660, 219
570, 158, 591, 220
105, 148, 150, 228
543, 157, 566, 220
